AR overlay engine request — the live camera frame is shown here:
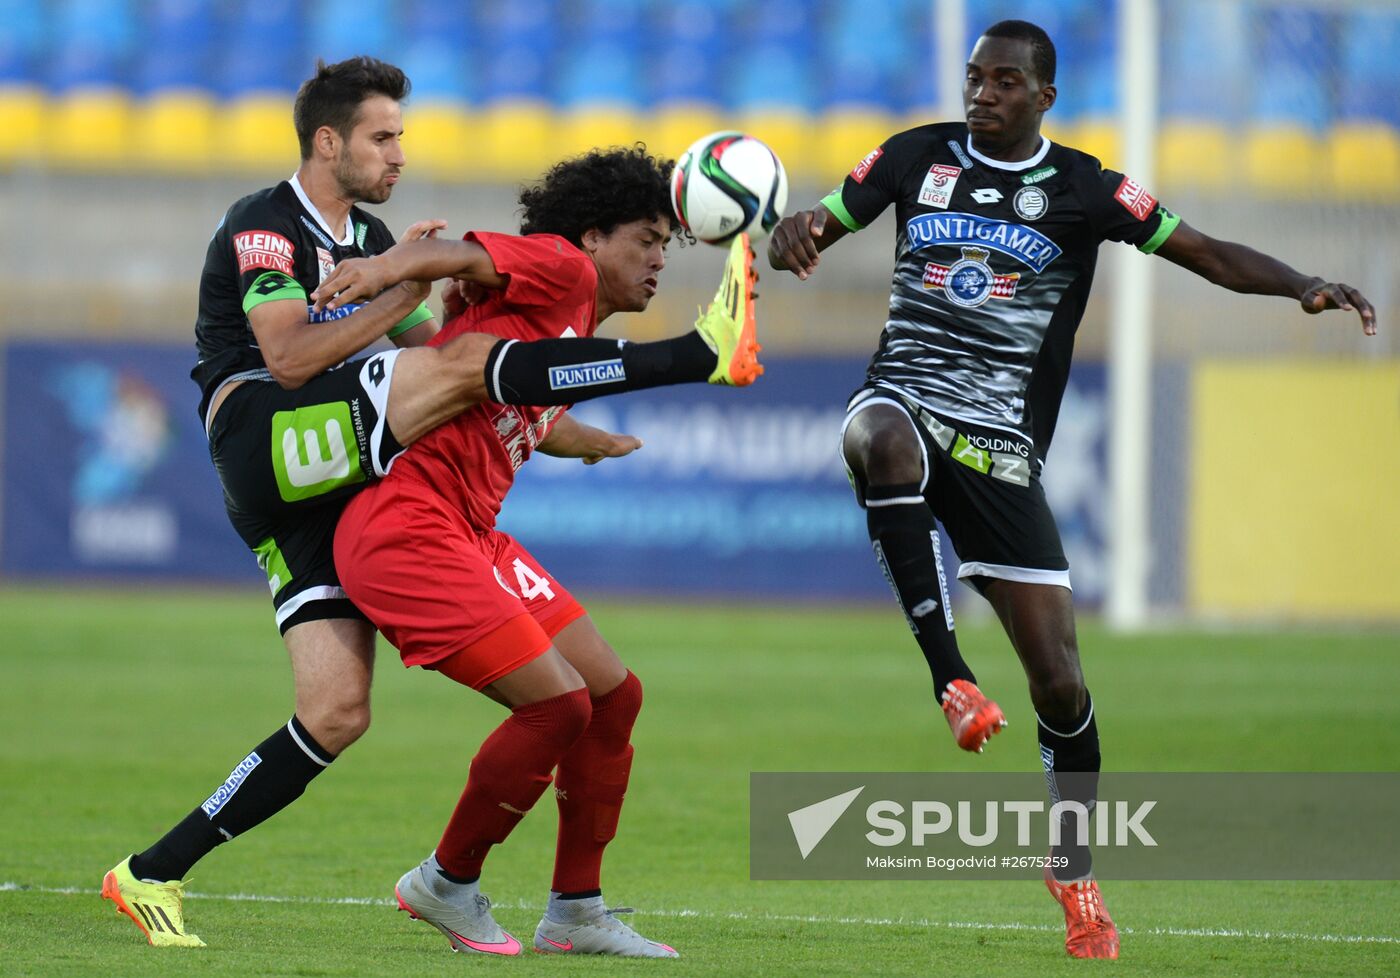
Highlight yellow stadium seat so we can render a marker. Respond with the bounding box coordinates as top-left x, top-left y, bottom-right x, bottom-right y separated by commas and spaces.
477, 99, 554, 182
0, 84, 44, 163
1062, 118, 1120, 170
1157, 119, 1232, 191
651, 103, 726, 162
46, 87, 133, 169
817, 107, 899, 187
219, 94, 298, 175
1244, 124, 1323, 198
403, 101, 476, 180
135, 90, 216, 172
1329, 122, 1400, 201
733, 110, 811, 184
555, 104, 648, 160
